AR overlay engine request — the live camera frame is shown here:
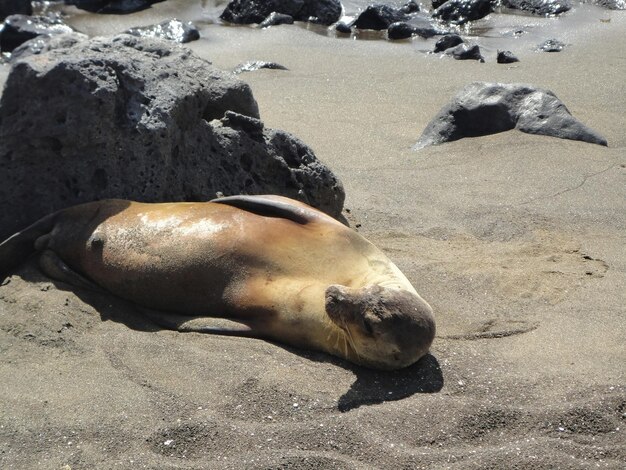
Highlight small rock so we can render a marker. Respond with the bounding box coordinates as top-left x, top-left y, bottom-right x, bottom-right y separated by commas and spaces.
354, 4, 409, 31
446, 43, 484, 62
220, 0, 342, 26
0, 14, 76, 52
432, 0, 494, 25
497, 50, 519, 63
387, 22, 415, 40
502, 0, 571, 15
259, 12, 294, 28
335, 22, 352, 34
400, 1, 420, 13
64, 0, 161, 14
433, 33, 463, 52
232, 60, 288, 74
125, 19, 200, 43
538, 38, 565, 52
